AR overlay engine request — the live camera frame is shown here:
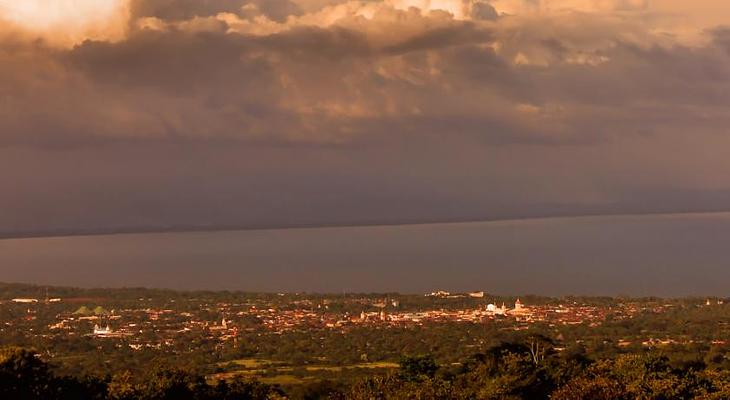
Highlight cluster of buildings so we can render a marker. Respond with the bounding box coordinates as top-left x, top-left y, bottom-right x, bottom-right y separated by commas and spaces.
0, 294, 724, 353
38, 297, 639, 341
